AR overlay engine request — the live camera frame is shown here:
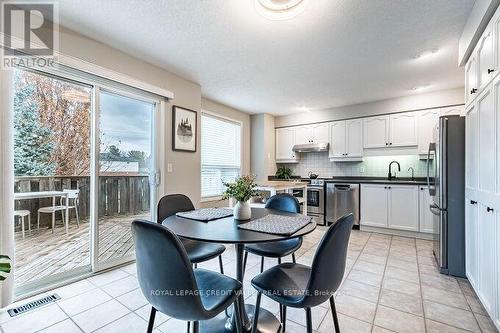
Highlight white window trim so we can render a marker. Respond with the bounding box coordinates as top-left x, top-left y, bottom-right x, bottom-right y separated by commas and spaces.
200, 110, 243, 200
